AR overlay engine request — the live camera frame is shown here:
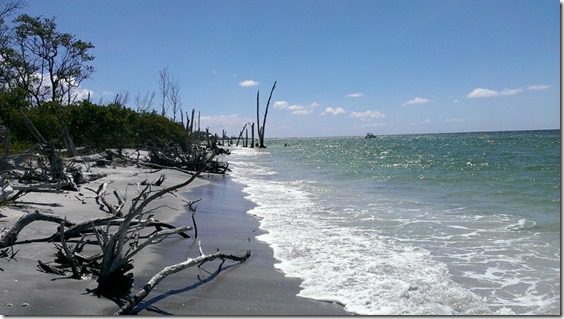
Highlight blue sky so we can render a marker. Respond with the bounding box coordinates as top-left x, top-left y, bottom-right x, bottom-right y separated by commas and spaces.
21, 0, 559, 137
